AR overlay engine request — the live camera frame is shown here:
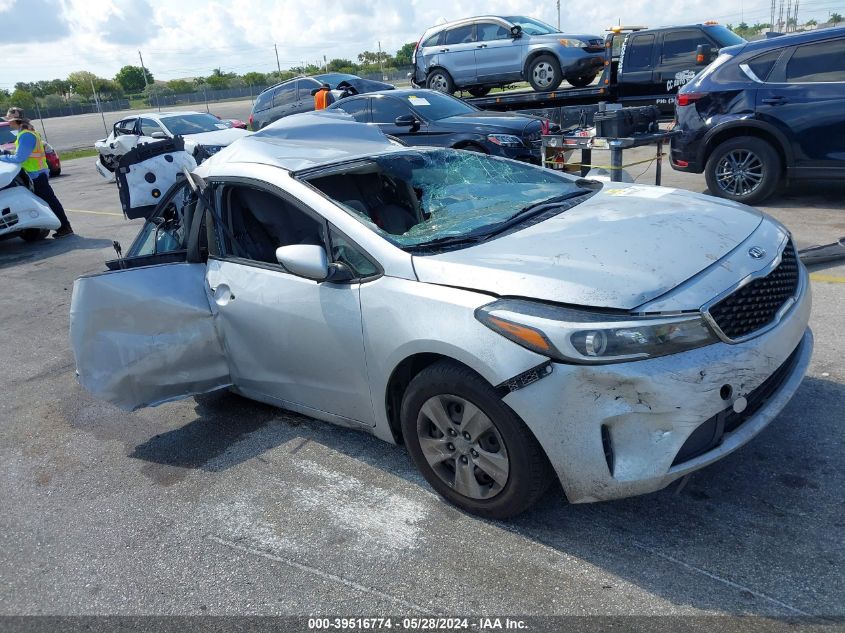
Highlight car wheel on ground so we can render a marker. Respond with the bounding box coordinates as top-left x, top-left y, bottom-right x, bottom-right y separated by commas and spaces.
50, 169, 61, 177
468, 87, 491, 97
566, 73, 597, 88
401, 360, 553, 519
19, 228, 50, 242
427, 69, 455, 94
705, 136, 781, 204
527, 54, 563, 92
